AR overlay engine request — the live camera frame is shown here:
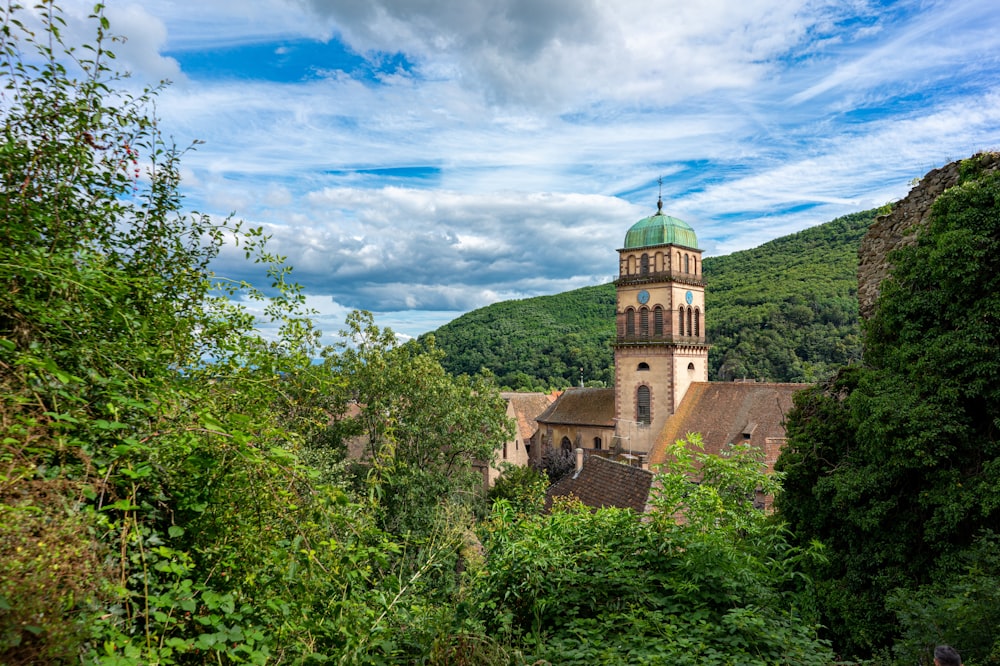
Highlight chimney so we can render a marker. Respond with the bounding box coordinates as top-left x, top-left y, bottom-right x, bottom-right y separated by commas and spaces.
575, 447, 584, 475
